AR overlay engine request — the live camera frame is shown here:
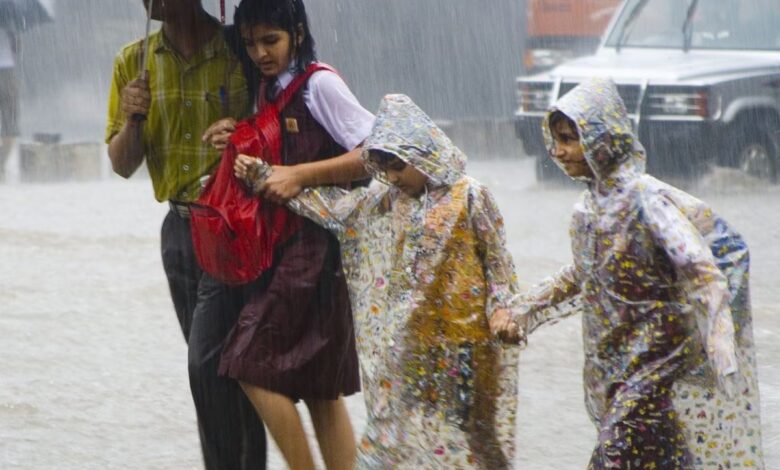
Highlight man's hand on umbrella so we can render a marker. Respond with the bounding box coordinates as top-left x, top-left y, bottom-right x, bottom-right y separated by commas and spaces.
203, 118, 237, 151
121, 72, 151, 122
